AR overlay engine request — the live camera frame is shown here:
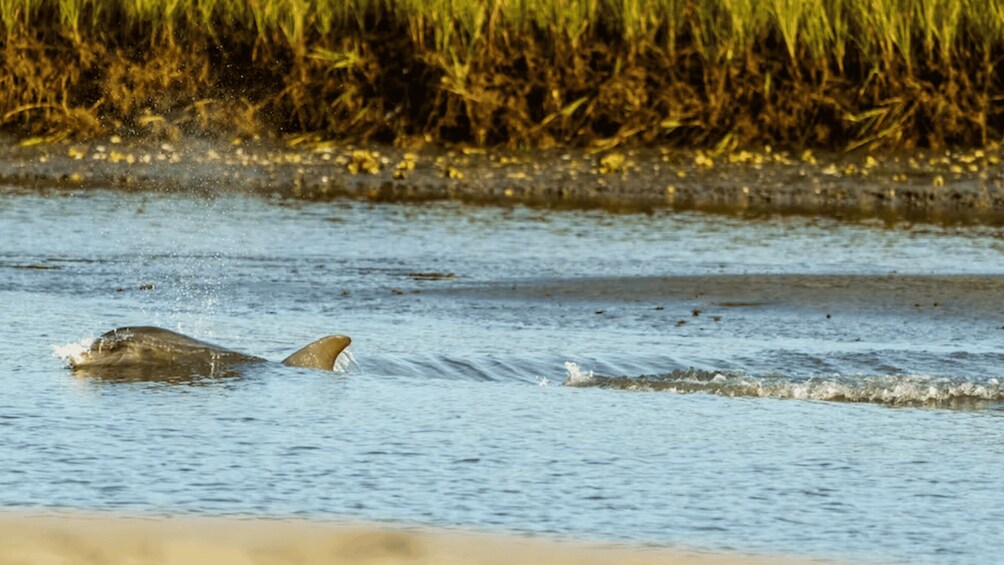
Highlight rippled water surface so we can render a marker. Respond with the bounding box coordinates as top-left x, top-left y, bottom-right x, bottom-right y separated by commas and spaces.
2, 187, 1004, 564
